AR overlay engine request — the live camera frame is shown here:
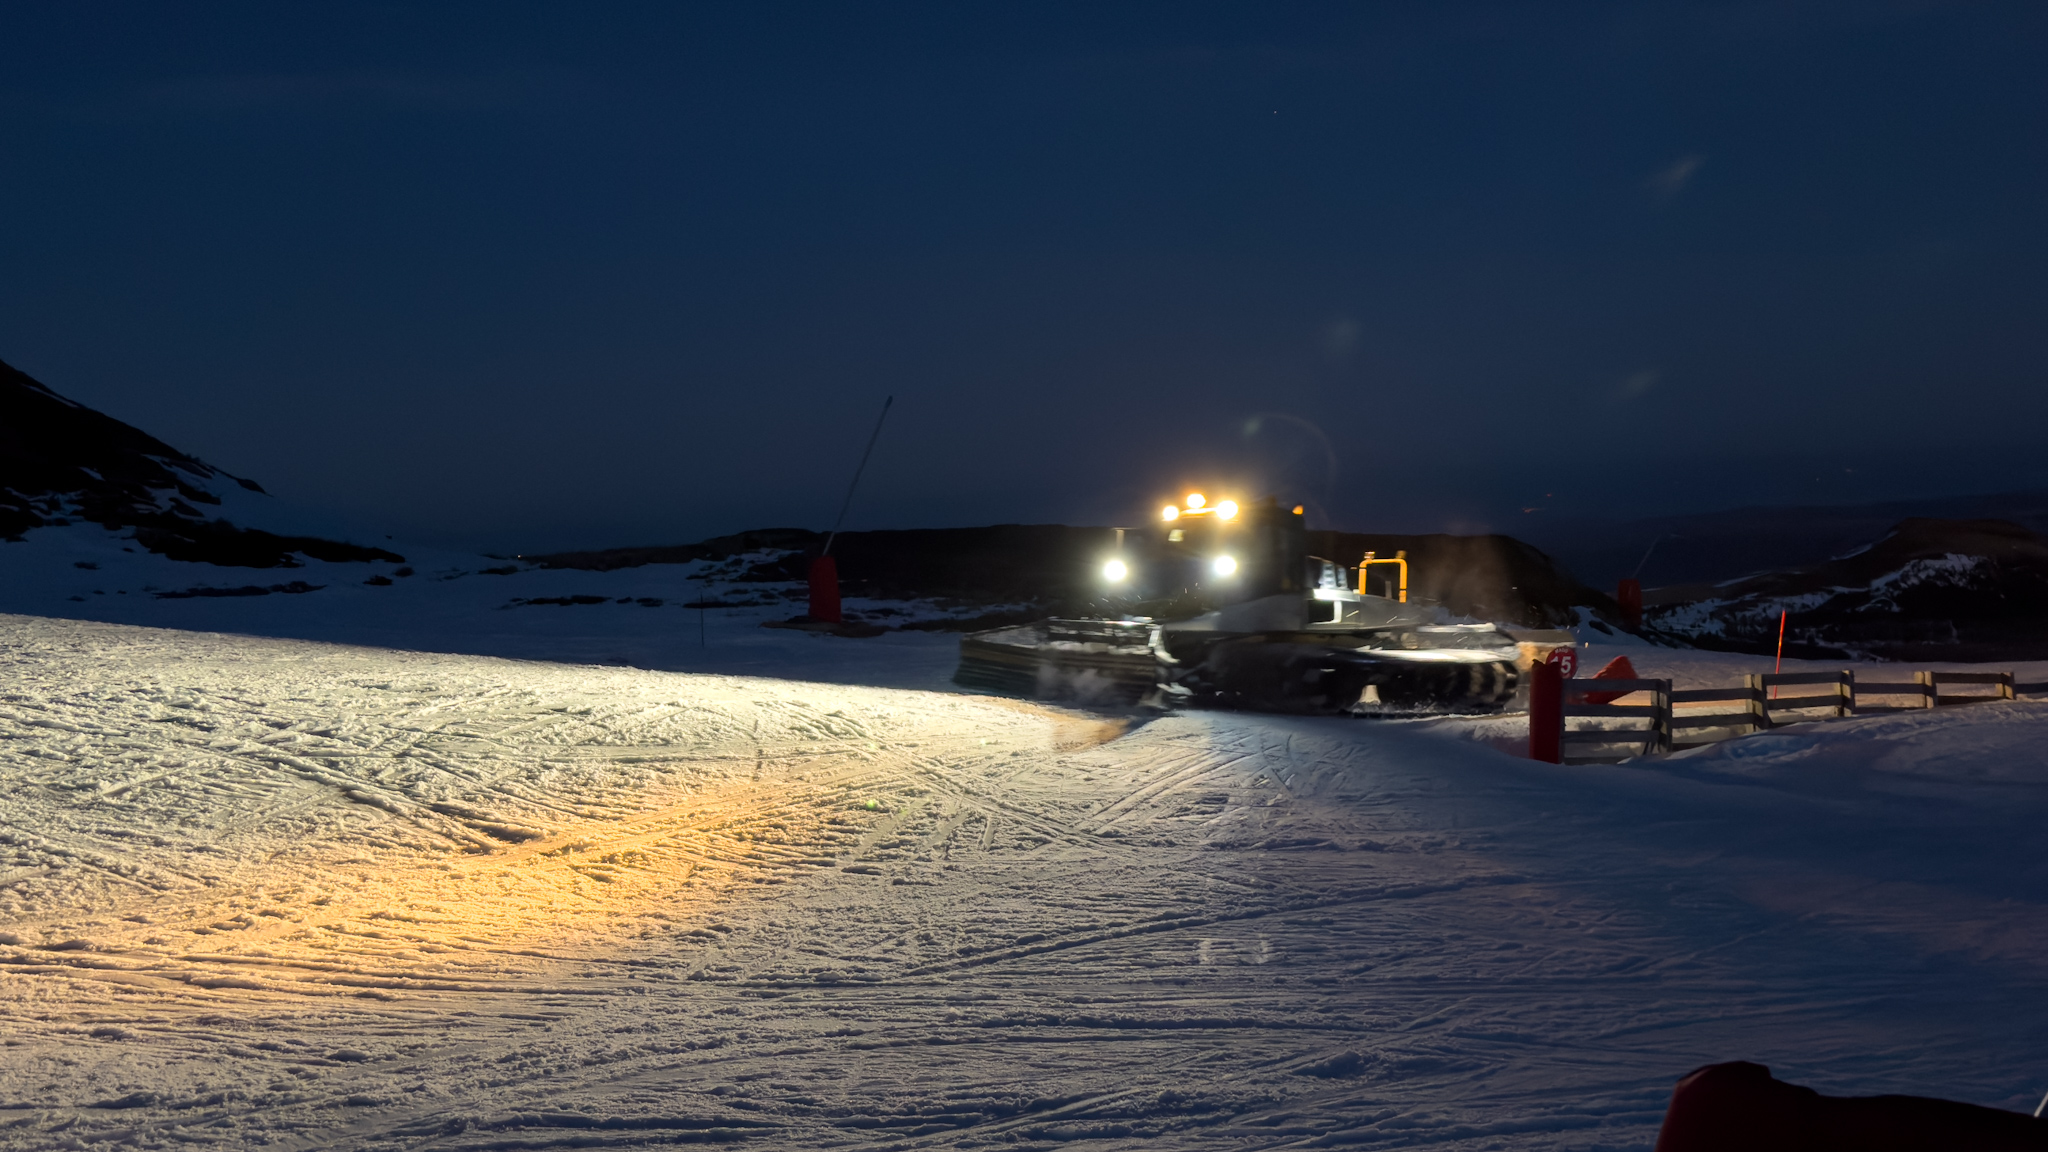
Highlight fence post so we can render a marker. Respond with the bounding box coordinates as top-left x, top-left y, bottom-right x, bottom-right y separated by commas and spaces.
1917, 669, 1934, 707
1844, 669, 1858, 716
2000, 671, 2015, 702
1530, 661, 1563, 764
1744, 673, 1767, 731
1653, 680, 1672, 754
